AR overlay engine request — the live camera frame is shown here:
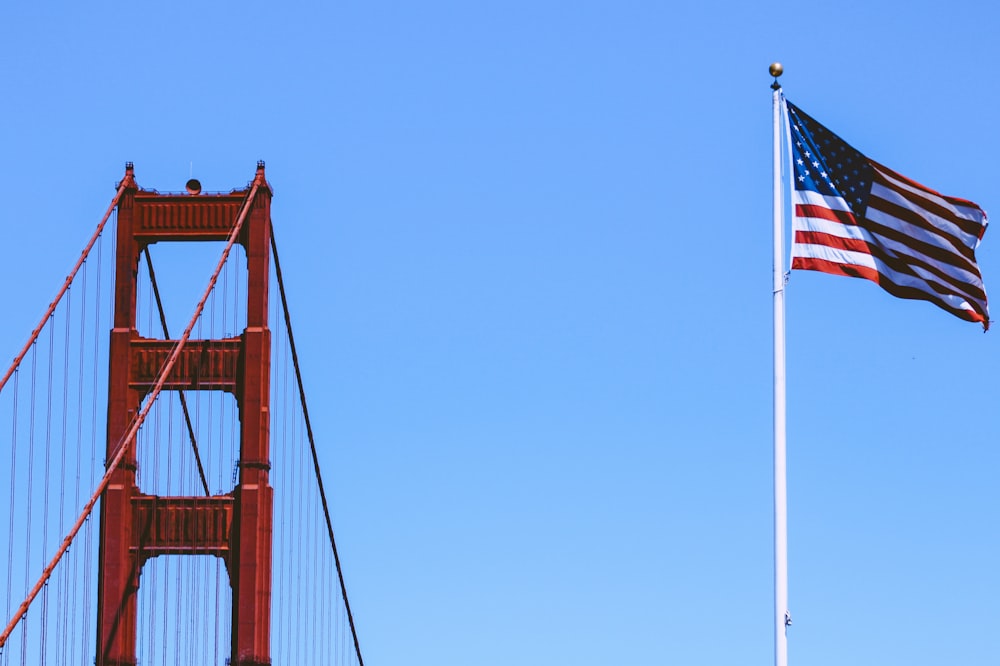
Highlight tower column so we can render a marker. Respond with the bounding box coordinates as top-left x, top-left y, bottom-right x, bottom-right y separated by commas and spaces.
96, 164, 274, 666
